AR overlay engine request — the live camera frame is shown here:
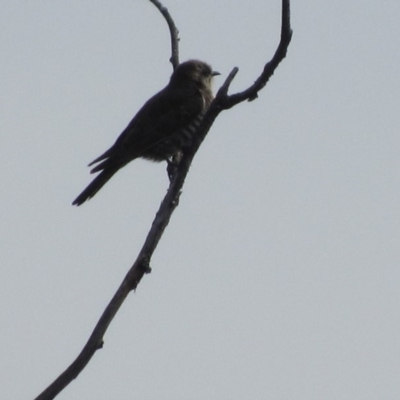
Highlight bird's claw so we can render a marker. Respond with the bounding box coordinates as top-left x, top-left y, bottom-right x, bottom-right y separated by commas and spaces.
166, 152, 182, 181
